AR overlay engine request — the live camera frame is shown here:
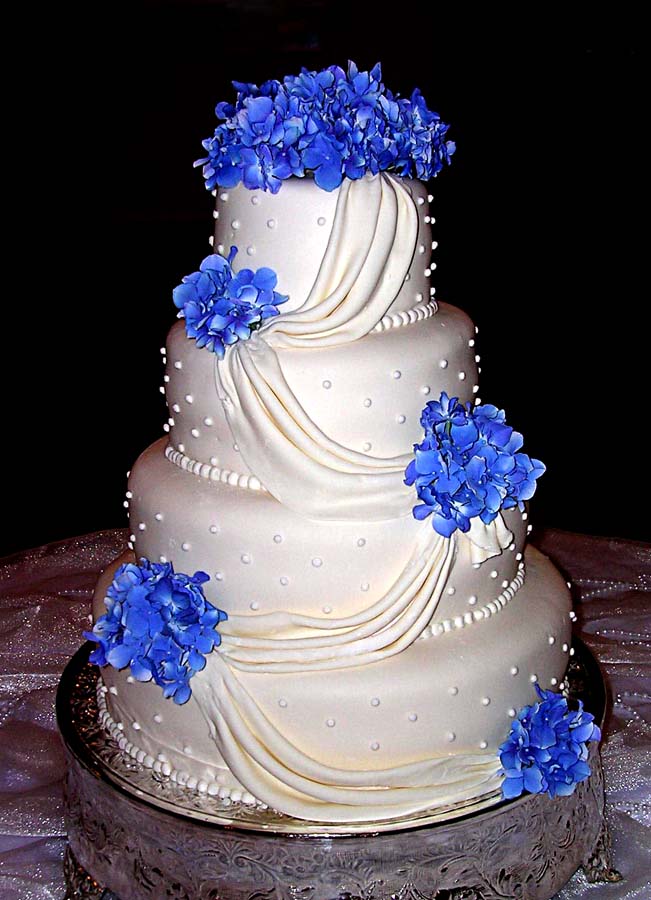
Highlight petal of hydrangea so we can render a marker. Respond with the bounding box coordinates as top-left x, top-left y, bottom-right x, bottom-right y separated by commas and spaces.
523, 766, 545, 794
501, 775, 525, 799
252, 267, 278, 292
106, 642, 134, 670
130, 657, 153, 682
172, 683, 192, 705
